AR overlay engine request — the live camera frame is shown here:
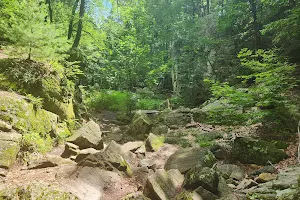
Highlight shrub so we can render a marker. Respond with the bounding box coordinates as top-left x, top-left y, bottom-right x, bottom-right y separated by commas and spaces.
206, 49, 298, 135
85, 90, 135, 112
85, 89, 165, 112
136, 98, 164, 110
